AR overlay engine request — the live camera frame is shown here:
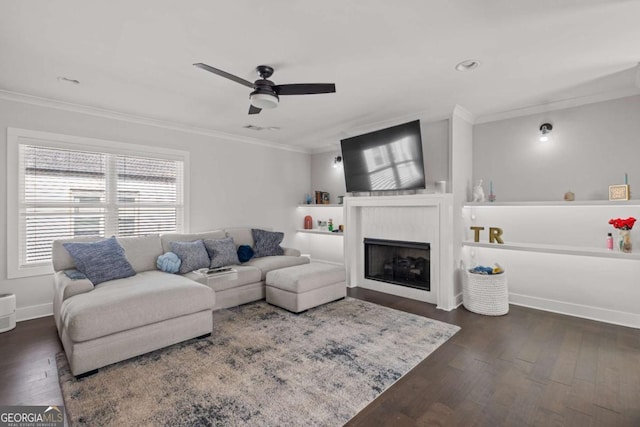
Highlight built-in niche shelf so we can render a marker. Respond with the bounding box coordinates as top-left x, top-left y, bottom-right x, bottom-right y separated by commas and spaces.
462, 200, 640, 328
462, 241, 640, 260
465, 200, 640, 207
296, 229, 343, 236
295, 203, 345, 264
462, 202, 640, 260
